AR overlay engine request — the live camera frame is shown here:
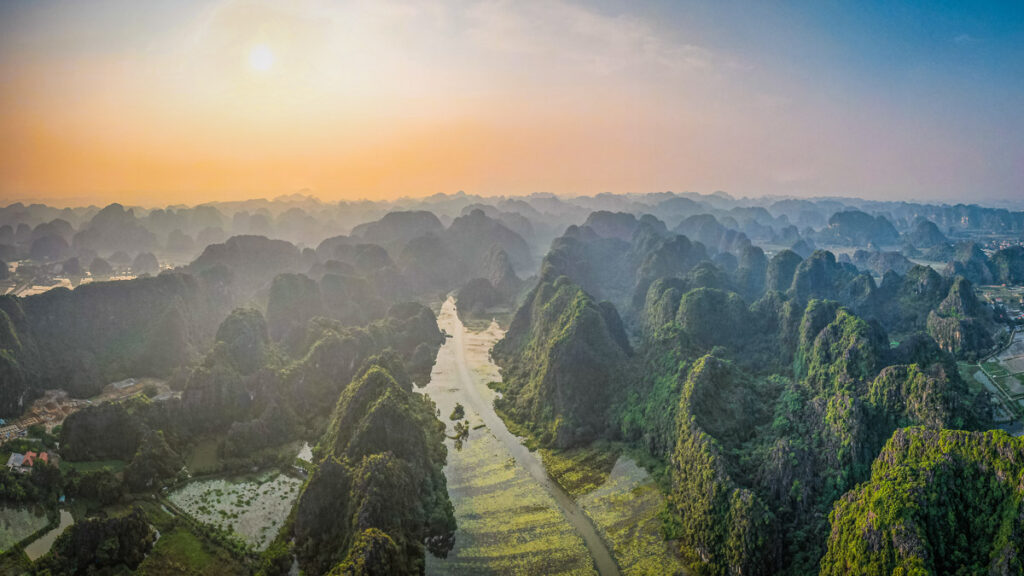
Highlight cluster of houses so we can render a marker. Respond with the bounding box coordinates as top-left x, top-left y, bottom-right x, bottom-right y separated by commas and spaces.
5, 450, 50, 473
